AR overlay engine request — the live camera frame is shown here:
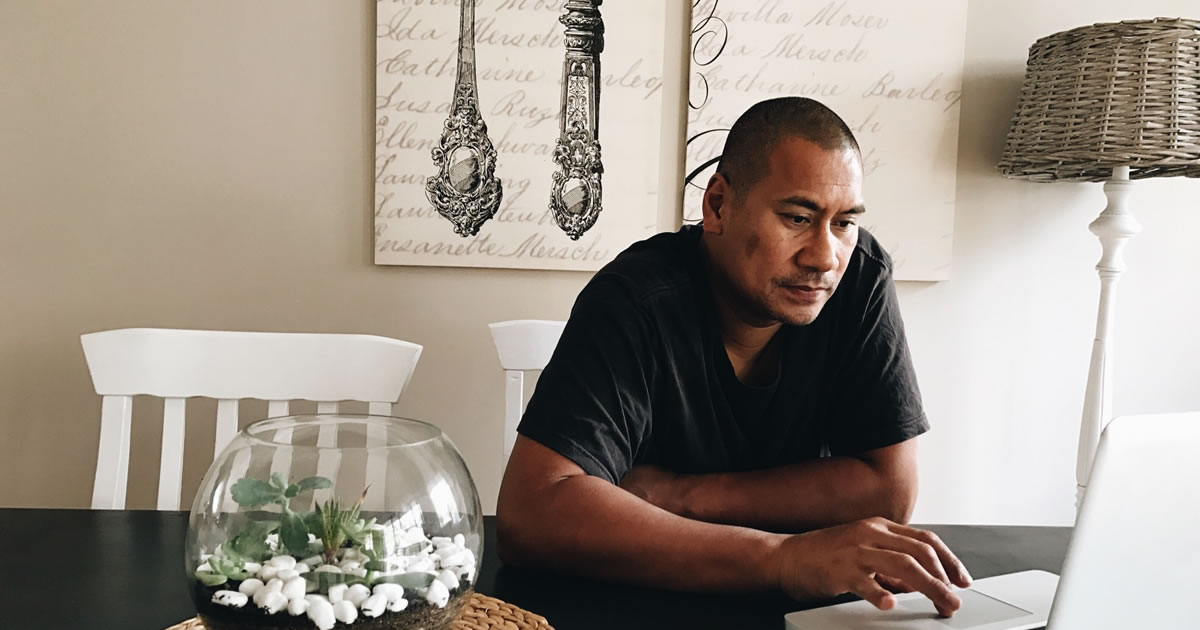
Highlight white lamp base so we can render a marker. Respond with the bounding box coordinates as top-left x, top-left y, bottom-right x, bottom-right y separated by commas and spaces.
1075, 166, 1141, 514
